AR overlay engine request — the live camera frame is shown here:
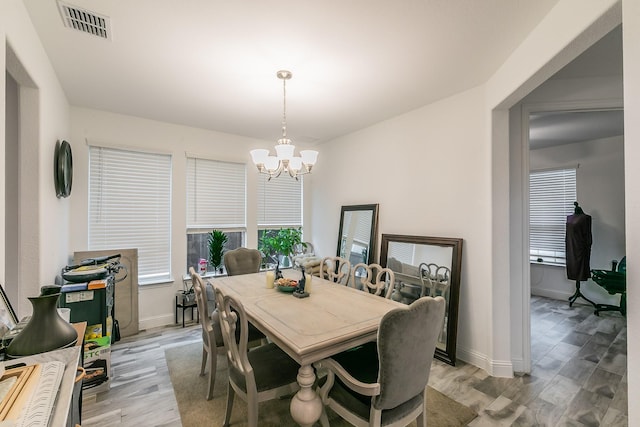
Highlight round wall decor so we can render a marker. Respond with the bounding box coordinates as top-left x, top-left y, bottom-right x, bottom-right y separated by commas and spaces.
54, 140, 73, 198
